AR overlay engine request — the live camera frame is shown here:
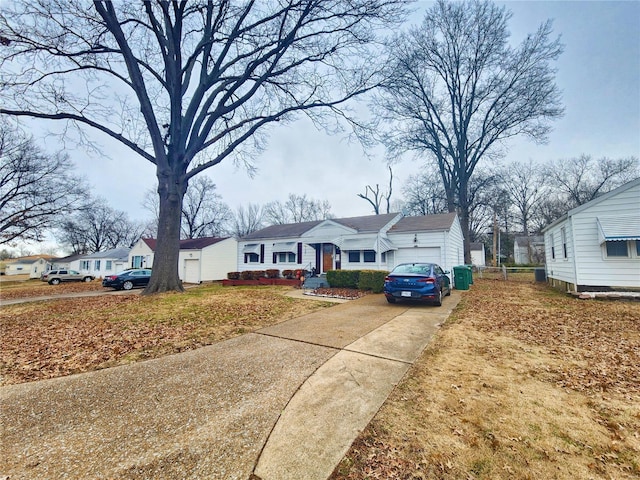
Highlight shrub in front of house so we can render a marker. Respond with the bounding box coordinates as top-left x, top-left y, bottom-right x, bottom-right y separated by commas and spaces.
326, 270, 360, 289
227, 272, 240, 280
240, 270, 253, 280
251, 270, 266, 280
357, 270, 389, 293
265, 269, 280, 279
282, 269, 294, 279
